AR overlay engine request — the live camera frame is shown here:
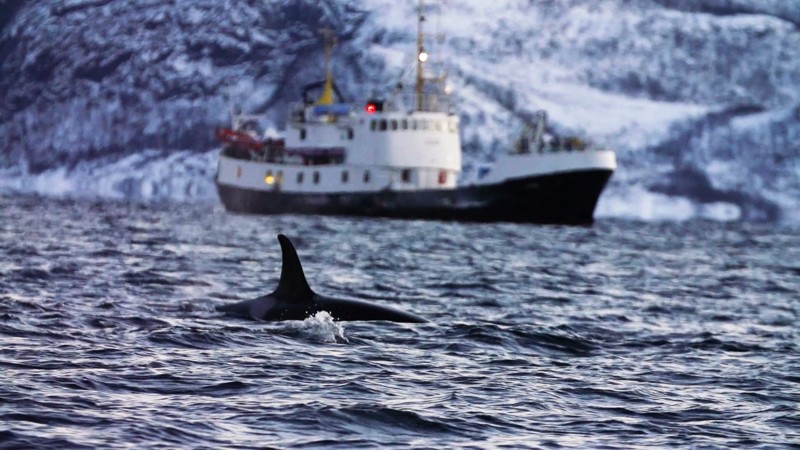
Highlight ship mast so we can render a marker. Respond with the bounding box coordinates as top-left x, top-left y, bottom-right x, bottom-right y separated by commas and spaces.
415, 0, 428, 112
316, 28, 337, 105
